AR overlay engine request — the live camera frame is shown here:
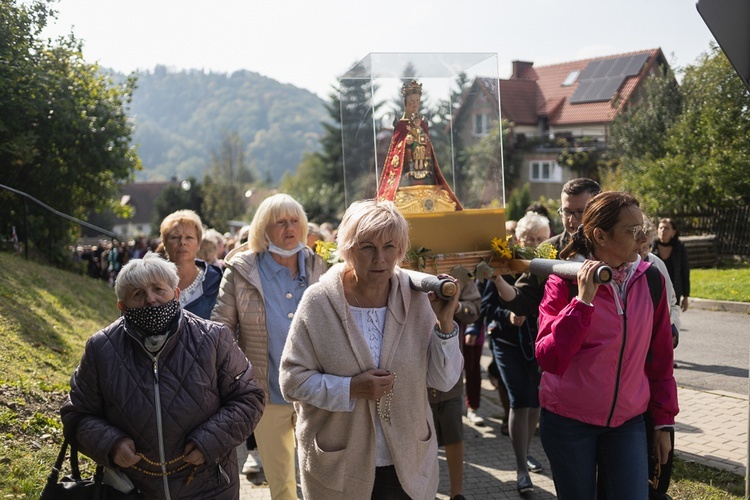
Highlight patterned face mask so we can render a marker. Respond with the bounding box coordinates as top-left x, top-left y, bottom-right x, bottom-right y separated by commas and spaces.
124, 299, 180, 336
